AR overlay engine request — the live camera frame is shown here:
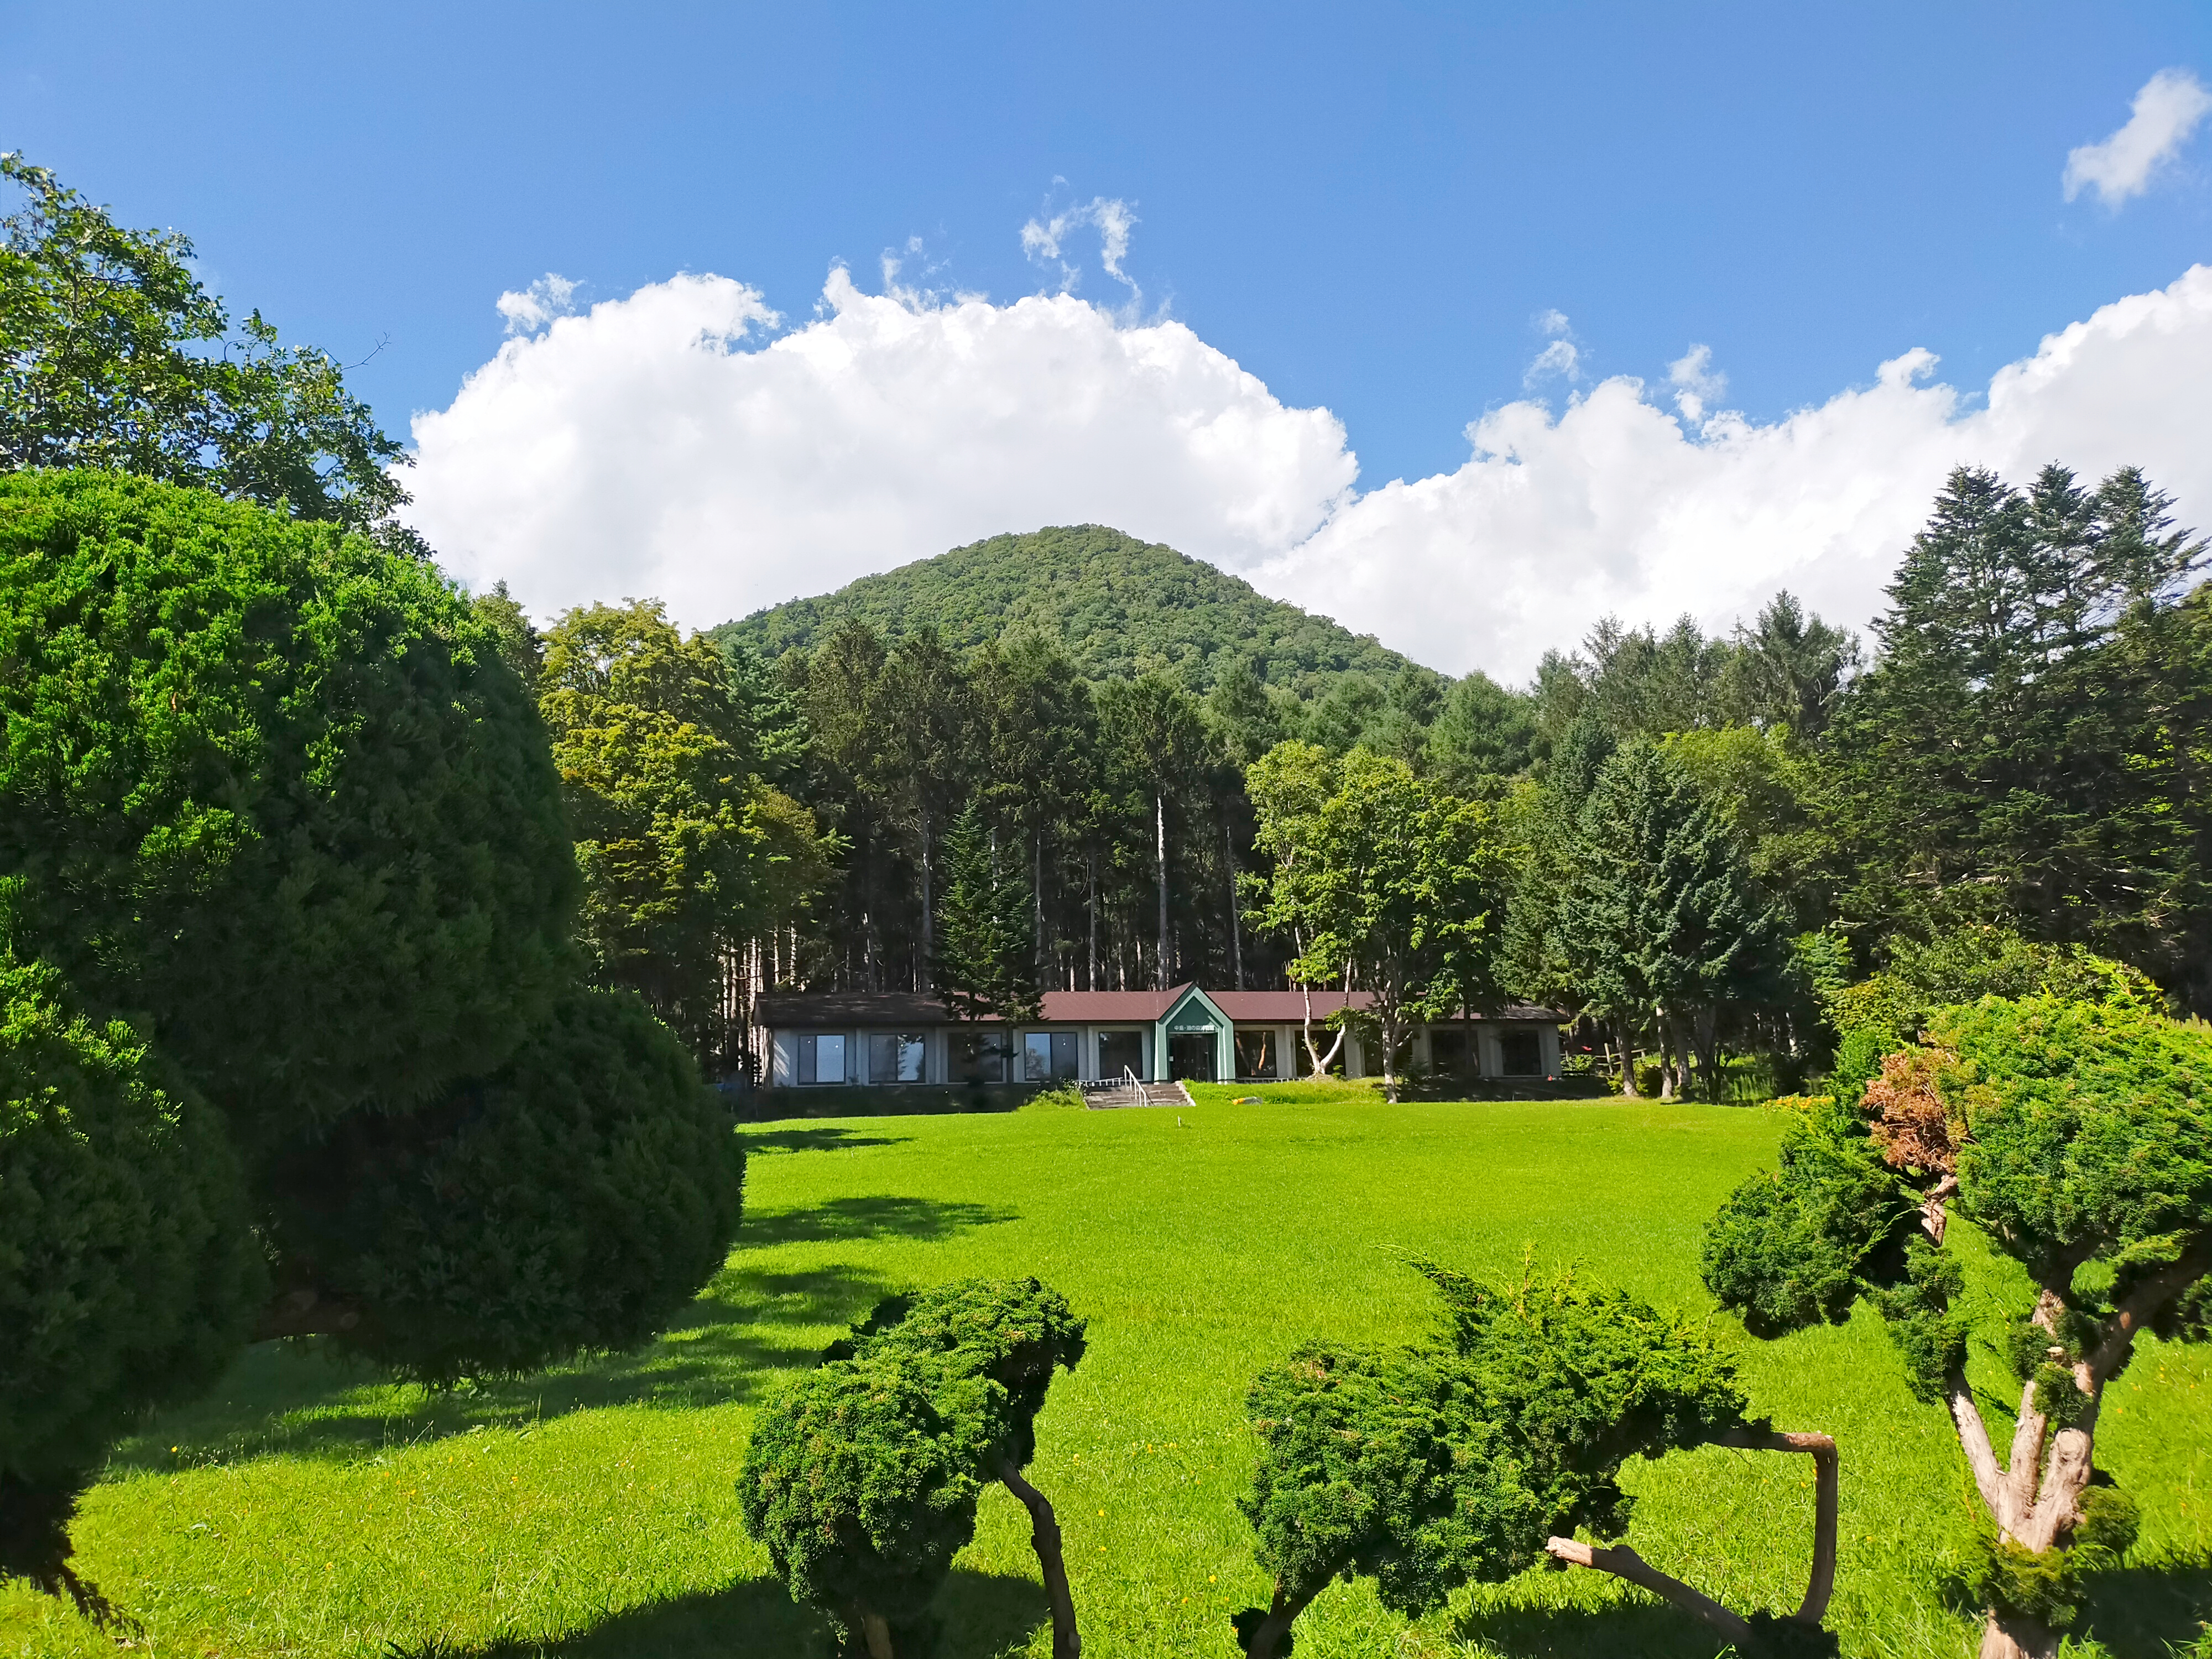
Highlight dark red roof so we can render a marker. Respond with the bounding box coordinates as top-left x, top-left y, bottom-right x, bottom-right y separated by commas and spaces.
1209, 991, 1565, 1022
758, 985, 1566, 1026
1037, 985, 1187, 1022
